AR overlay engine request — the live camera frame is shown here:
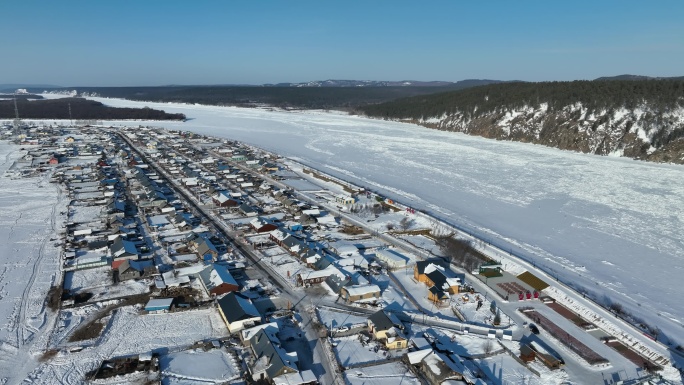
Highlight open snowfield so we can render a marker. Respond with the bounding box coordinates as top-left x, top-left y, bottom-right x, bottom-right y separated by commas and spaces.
160, 348, 241, 384
53, 96, 684, 350
0, 142, 68, 384
26, 306, 229, 384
